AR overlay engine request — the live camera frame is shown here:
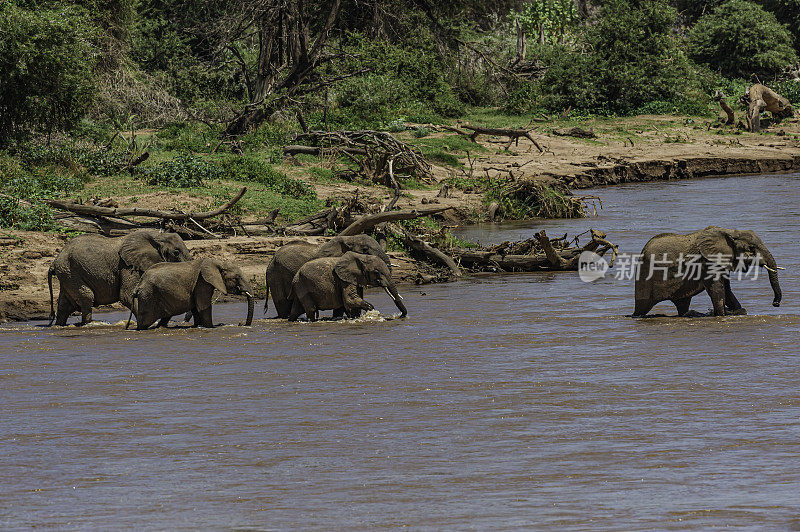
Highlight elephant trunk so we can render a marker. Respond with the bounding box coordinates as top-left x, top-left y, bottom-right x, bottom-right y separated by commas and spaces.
757, 245, 782, 307
244, 292, 254, 326
383, 284, 407, 318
